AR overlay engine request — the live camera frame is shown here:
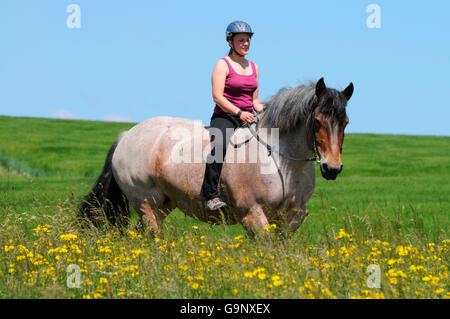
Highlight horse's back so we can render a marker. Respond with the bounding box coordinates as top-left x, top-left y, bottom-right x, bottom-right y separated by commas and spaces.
112, 116, 210, 202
